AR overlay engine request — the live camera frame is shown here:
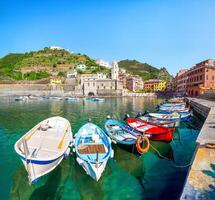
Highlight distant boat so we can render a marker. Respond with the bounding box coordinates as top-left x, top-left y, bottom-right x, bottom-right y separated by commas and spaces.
14, 96, 29, 102
65, 97, 79, 101
85, 97, 105, 102
14, 116, 72, 184
50, 96, 63, 100
28, 95, 39, 100
74, 122, 113, 181
125, 117, 174, 143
